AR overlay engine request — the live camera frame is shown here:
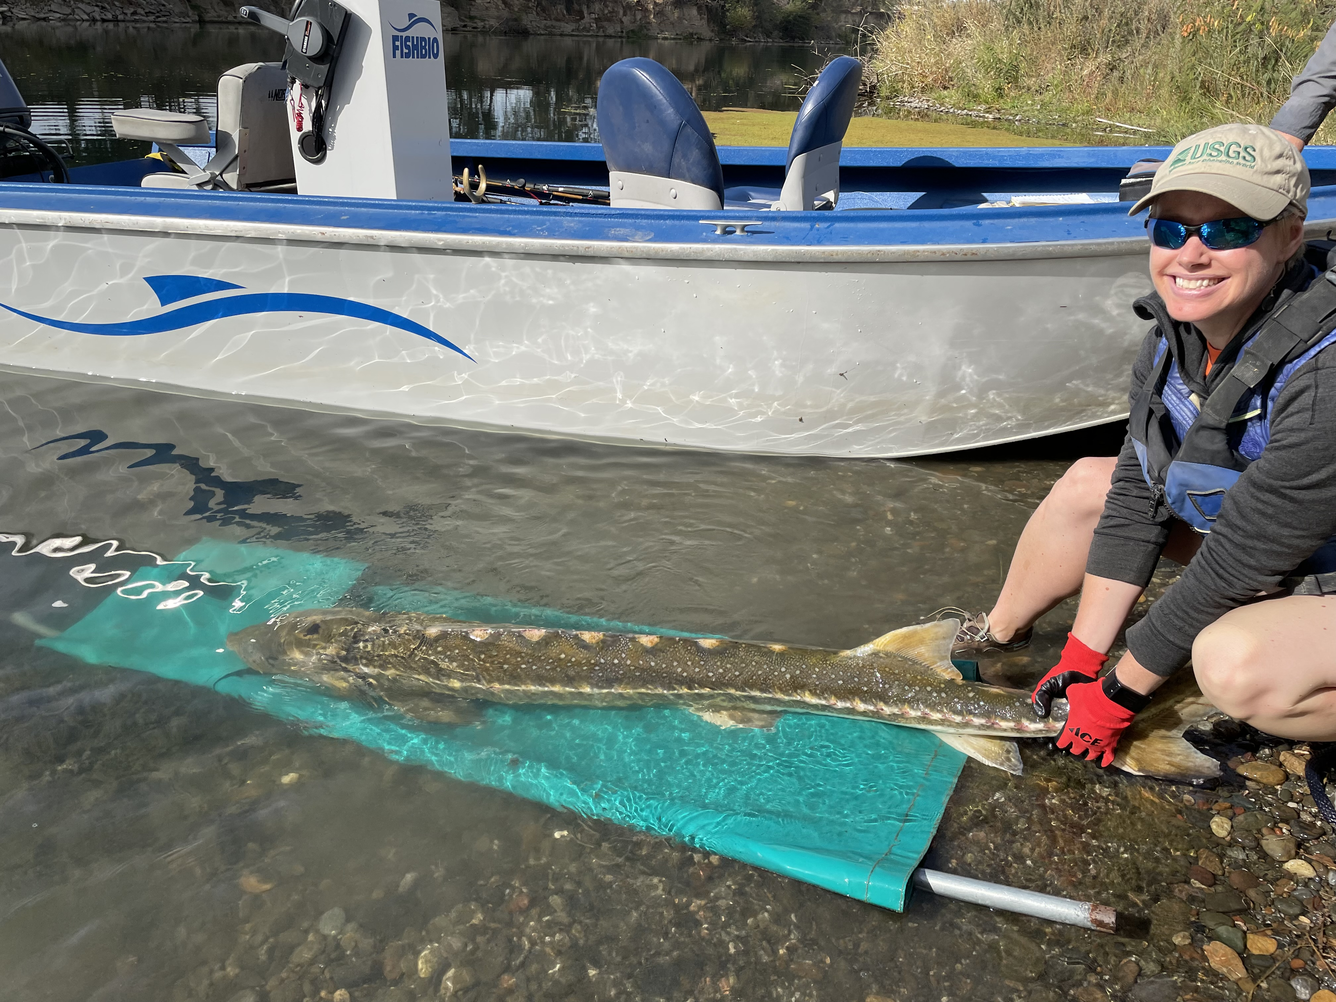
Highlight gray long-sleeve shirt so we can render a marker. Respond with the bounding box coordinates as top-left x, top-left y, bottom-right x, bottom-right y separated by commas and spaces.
1271, 21, 1336, 141
1086, 270, 1336, 676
